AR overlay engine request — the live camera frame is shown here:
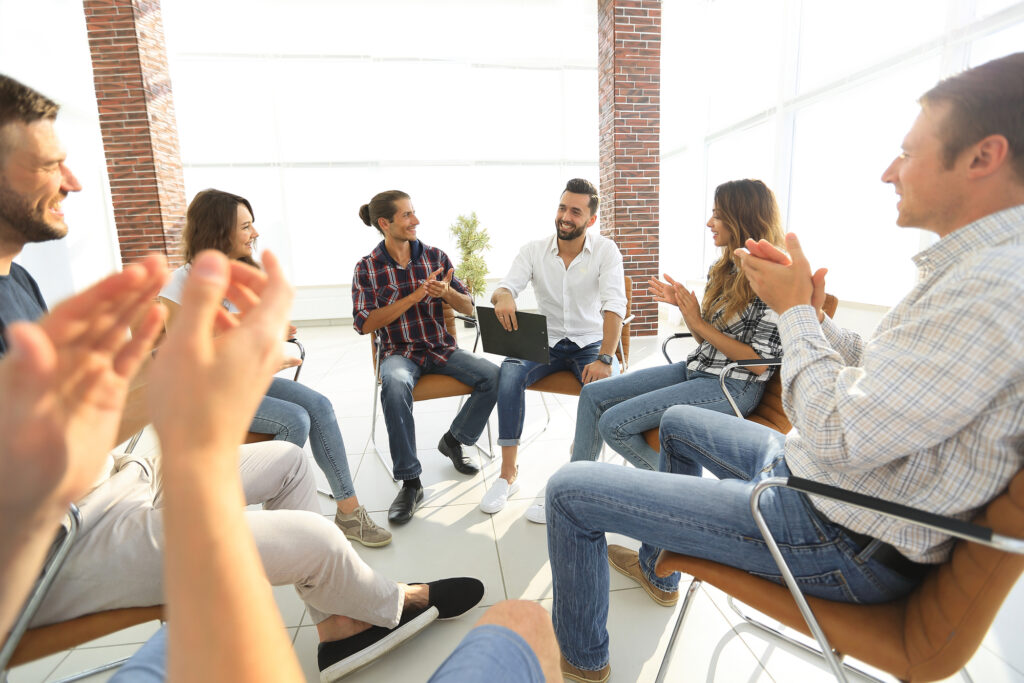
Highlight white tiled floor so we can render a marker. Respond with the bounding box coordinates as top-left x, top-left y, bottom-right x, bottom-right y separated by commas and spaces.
8, 322, 1023, 682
